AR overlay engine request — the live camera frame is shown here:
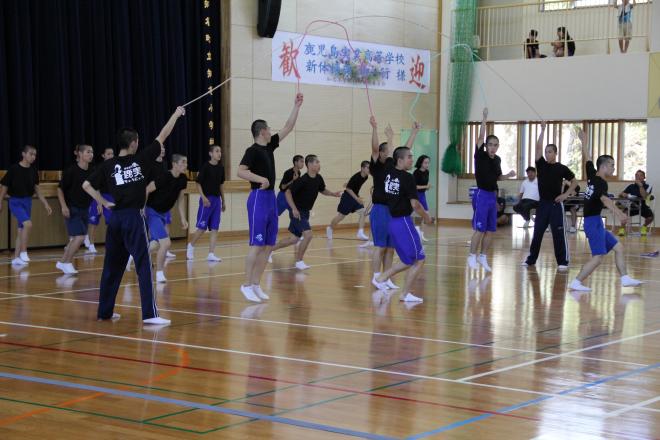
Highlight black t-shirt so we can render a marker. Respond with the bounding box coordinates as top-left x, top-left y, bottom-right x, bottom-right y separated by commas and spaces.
289, 173, 326, 211
371, 157, 395, 204
196, 161, 225, 197
59, 163, 93, 208
525, 39, 539, 58
148, 171, 188, 213
583, 161, 608, 217
239, 134, 280, 190
536, 157, 575, 201
384, 167, 418, 217
346, 172, 368, 196
87, 140, 162, 210
279, 167, 299, 191
413, 169, 429, 193
0, 163, 39, 197
474, 145, 502, 191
